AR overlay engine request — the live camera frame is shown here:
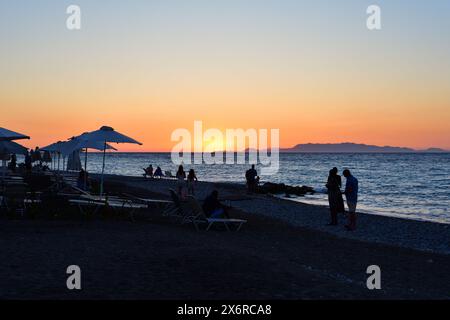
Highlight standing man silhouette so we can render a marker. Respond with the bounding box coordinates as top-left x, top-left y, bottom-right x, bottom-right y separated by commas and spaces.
343, 169, 359, 231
